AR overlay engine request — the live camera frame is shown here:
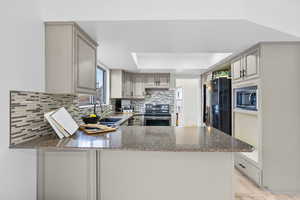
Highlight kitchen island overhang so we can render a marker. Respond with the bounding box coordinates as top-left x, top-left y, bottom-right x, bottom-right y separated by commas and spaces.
12, 126, 253, 200
11, 126, 253, 152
